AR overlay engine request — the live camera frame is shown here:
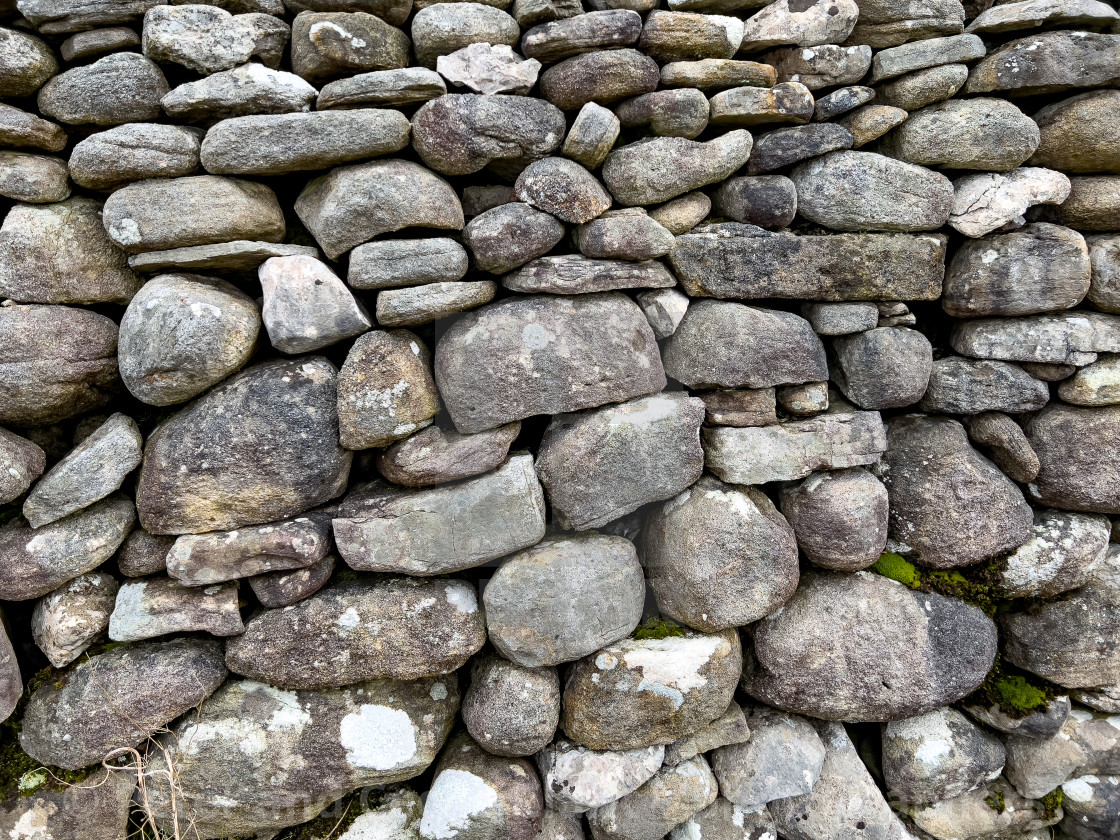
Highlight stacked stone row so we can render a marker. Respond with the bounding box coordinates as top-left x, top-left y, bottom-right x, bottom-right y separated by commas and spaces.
0, 0, 1119, 838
